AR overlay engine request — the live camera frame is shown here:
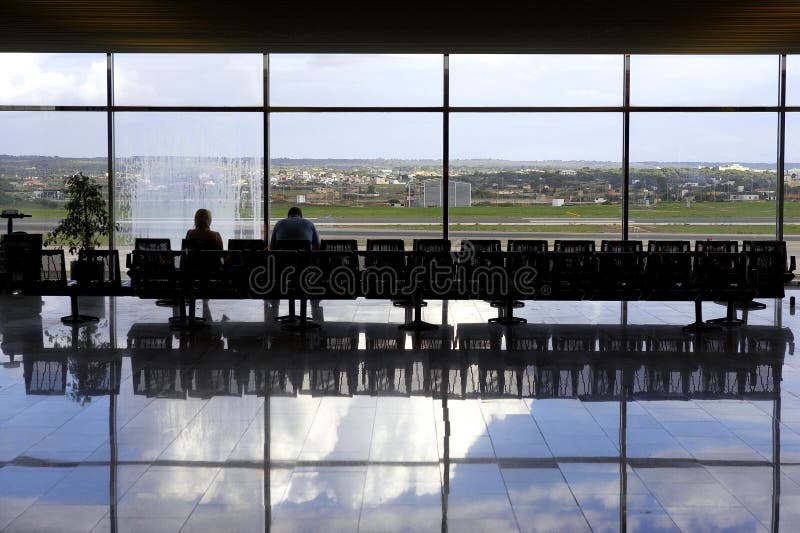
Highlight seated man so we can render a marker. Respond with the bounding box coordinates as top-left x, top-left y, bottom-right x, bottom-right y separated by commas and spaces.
270, 206, 320, 250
